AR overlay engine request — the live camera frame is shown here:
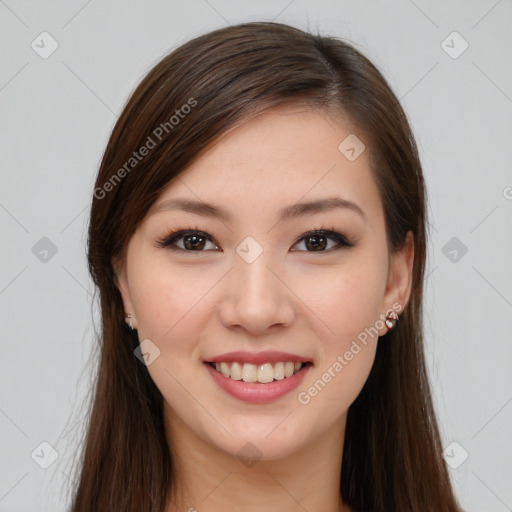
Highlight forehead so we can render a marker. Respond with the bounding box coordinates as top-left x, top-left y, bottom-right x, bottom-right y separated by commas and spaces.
152, 107, 383, 227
